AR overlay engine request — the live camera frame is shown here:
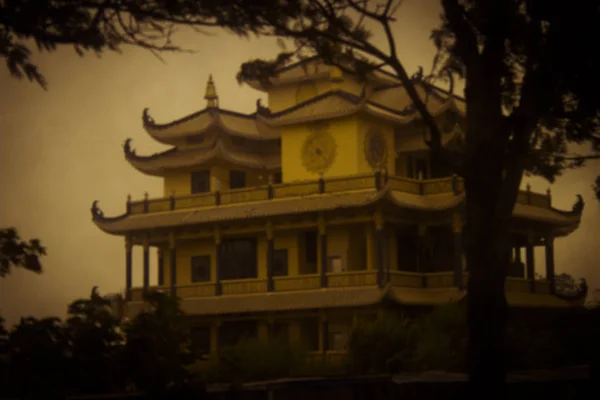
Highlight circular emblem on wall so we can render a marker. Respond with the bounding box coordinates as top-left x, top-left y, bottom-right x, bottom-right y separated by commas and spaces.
301, 123, 337, 174
364, 129, 388, 169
